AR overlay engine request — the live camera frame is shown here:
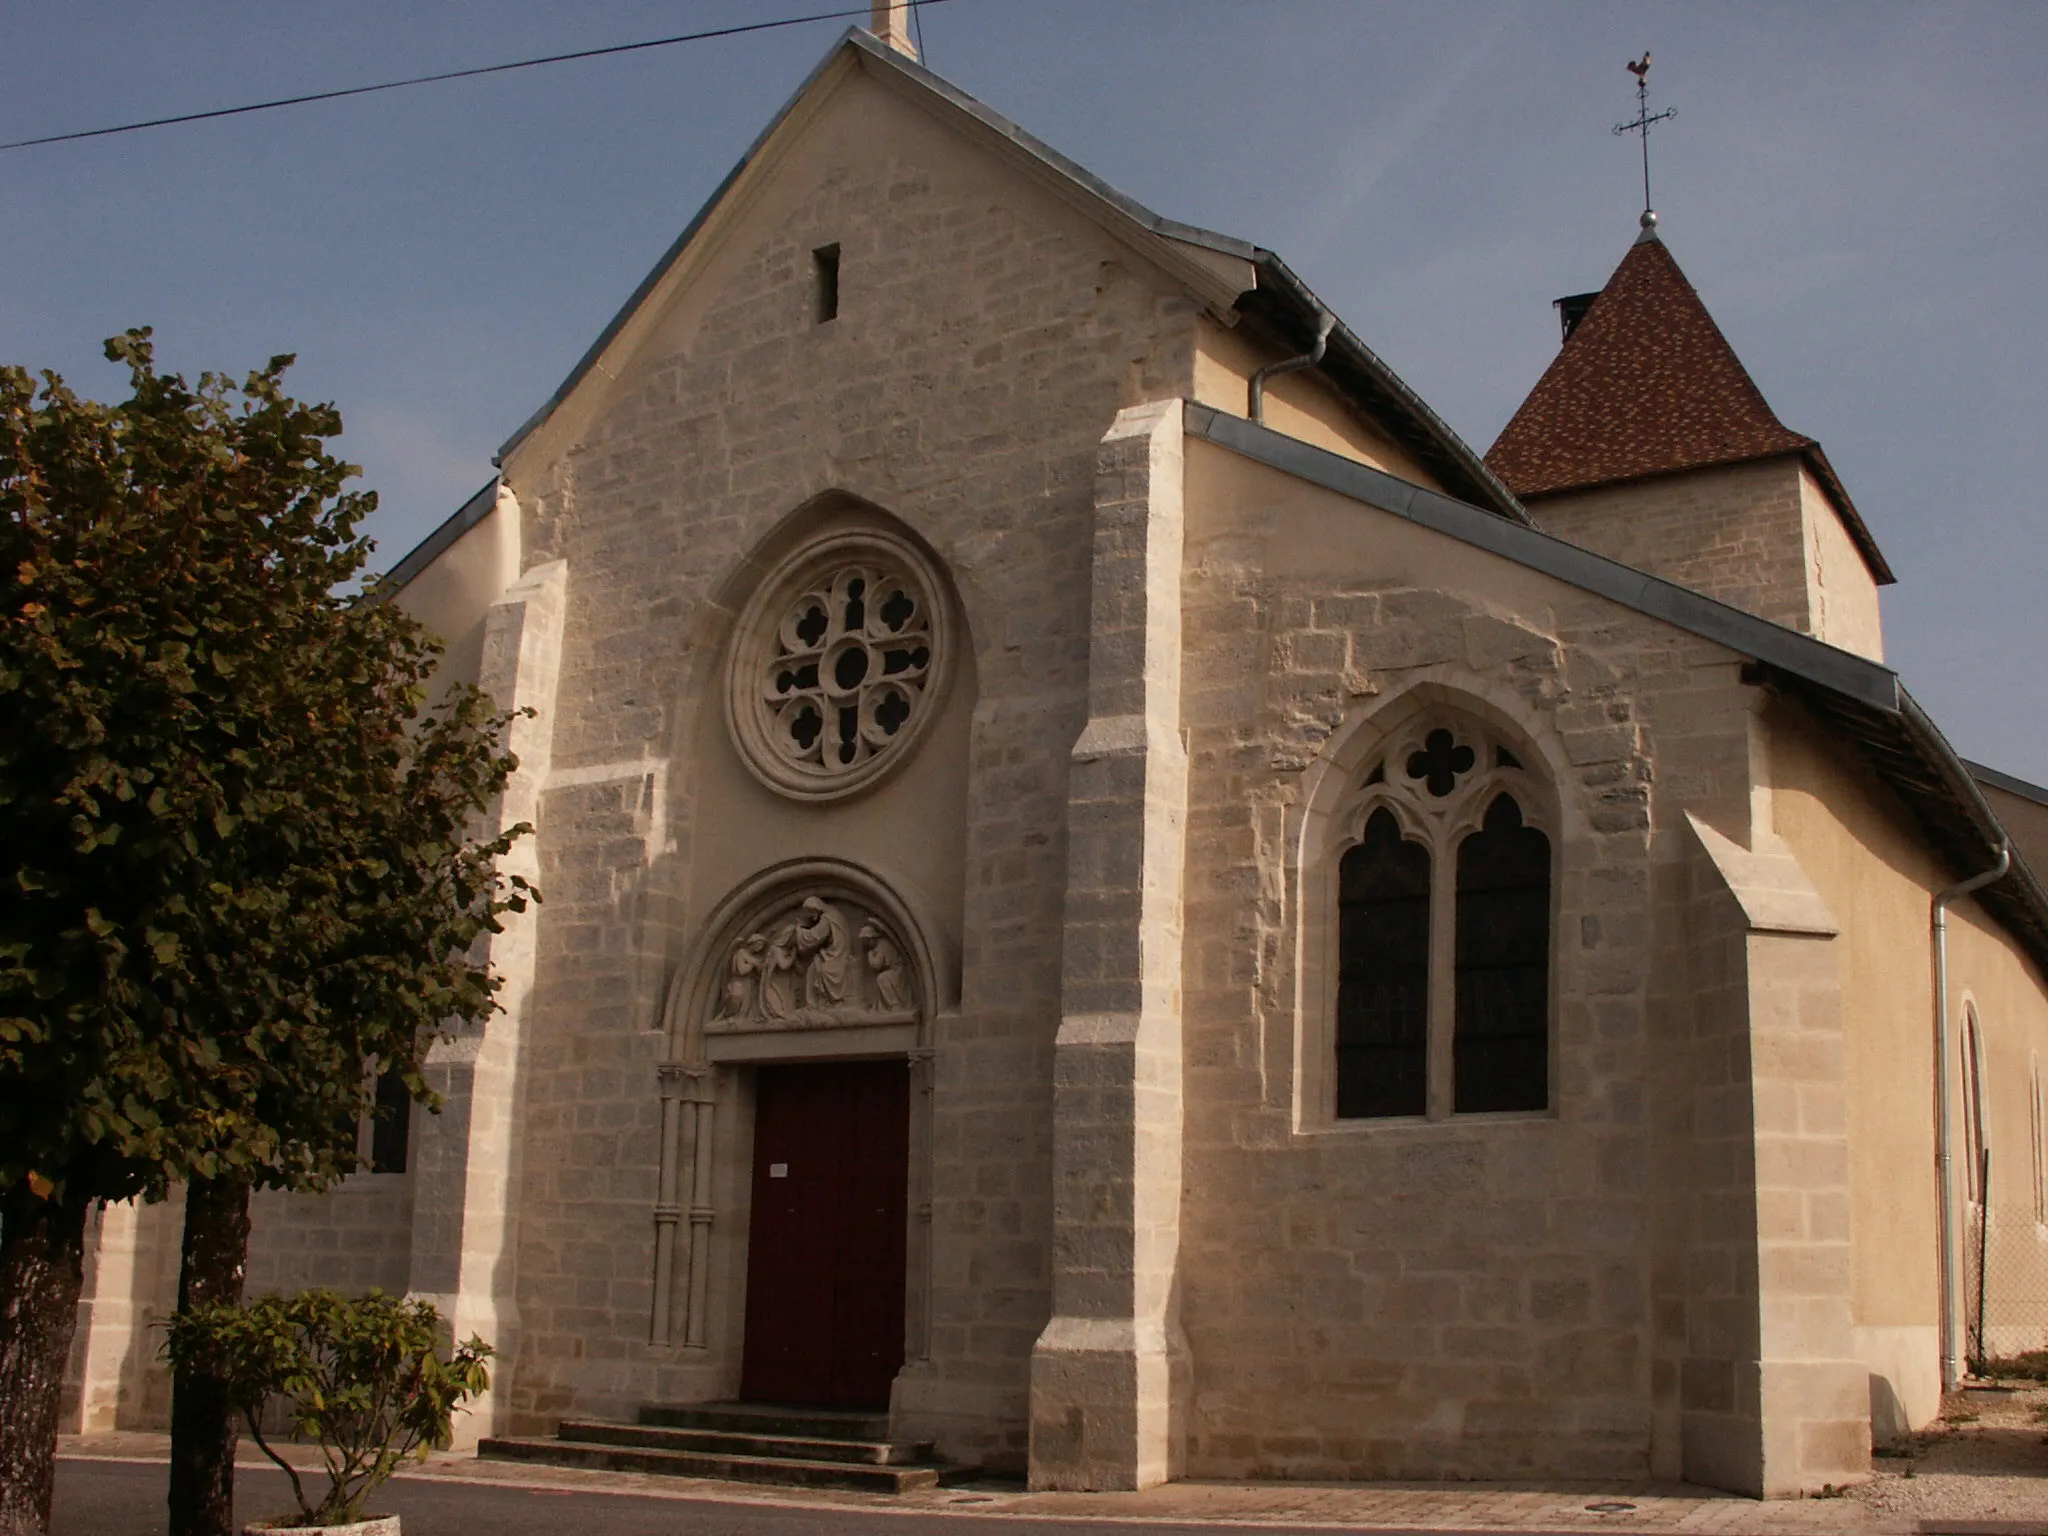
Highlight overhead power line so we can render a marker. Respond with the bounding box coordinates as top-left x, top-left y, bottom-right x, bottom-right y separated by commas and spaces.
0, 1, 955, 154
